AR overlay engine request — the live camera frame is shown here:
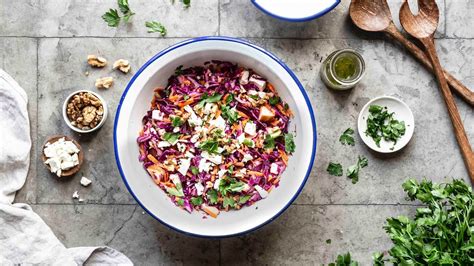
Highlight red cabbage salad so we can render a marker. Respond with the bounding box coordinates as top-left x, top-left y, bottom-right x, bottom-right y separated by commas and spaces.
137, 61, 295, 218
